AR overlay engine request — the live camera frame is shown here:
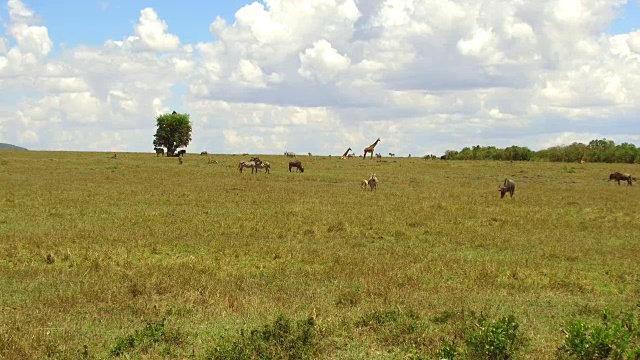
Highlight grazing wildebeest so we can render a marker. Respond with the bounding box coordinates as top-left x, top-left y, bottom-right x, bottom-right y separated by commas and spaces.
250, 157, 262, 165
239, 161, 257, 173
609, 172, 633, 185
201, 151, 208, 156
154, 147, 164, 157
255, 161, 271, 174
289, 160, 304, 173
440, 155, 446, 160
388, 153, 395, 157
499, 178, 516, 198
367, 174, 378, 191
177, 149, 186, 157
